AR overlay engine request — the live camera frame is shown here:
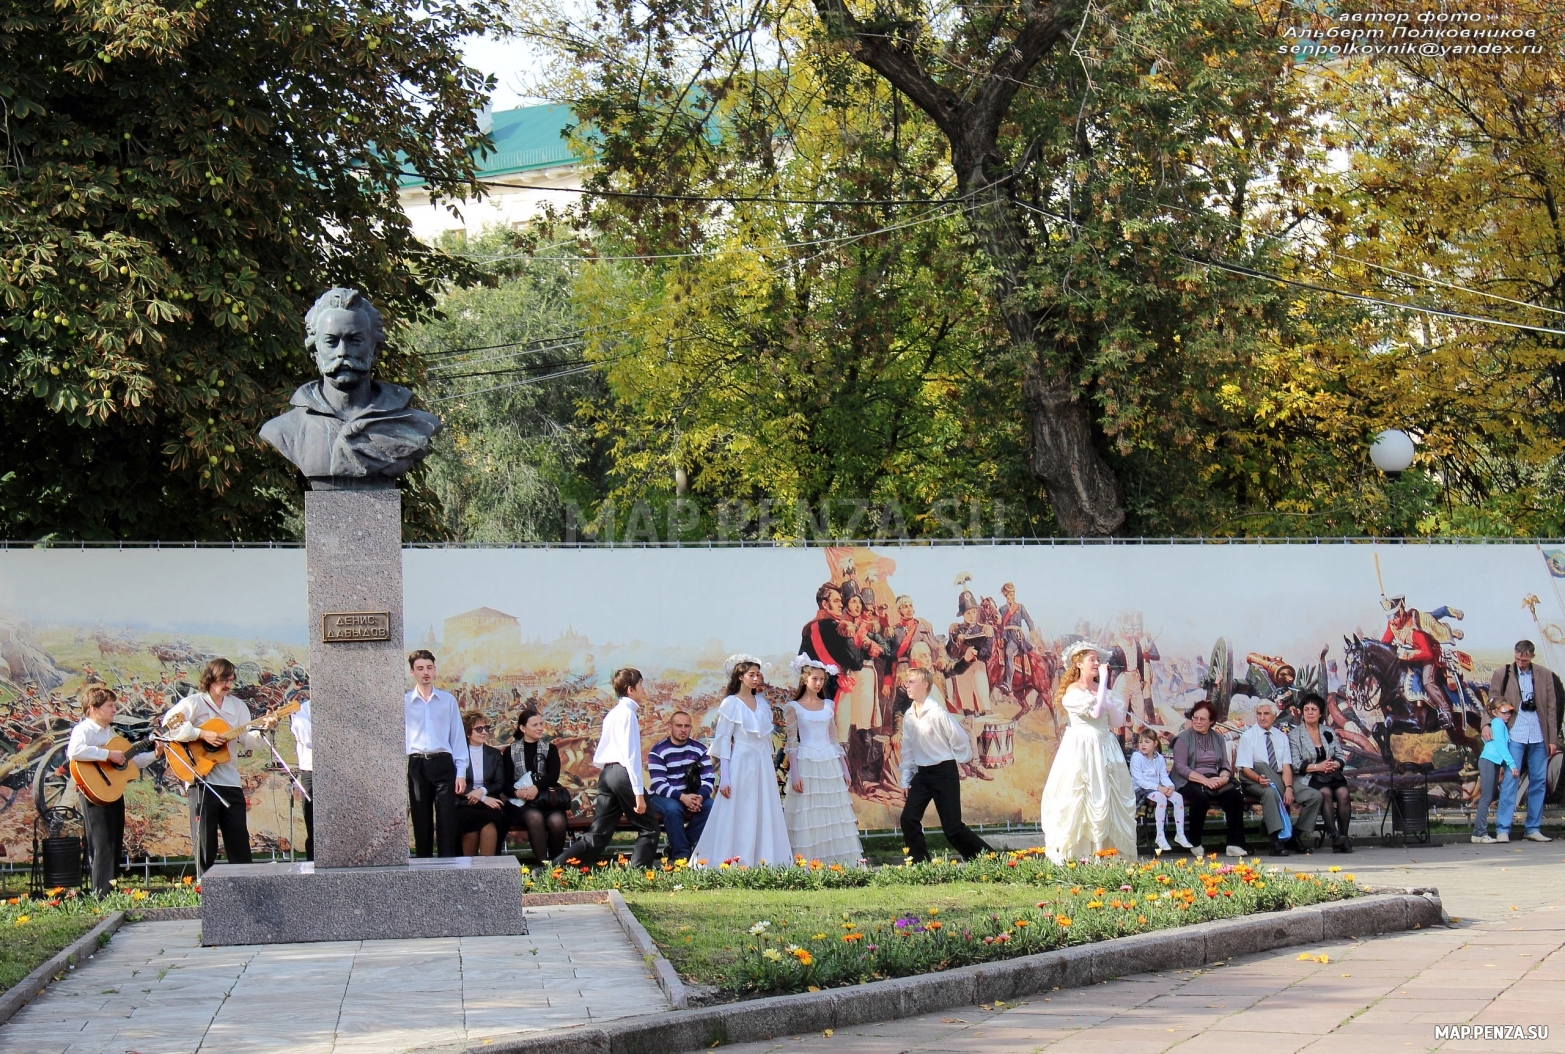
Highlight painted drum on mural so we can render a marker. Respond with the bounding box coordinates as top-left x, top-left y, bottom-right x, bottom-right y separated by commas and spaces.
1, 542, 1564, 851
